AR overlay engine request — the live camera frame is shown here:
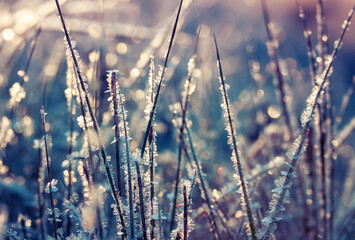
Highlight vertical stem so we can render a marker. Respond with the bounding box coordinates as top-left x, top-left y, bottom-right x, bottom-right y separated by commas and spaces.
261, 0, 293, 140
66, 85, 75, 236
53, 0, 125, 234
73, 66, 104, 238
214, 35, 257, 240
149, 127, 156, 240
140, 0, 184, 159
111, 72, 123, 197
170, 28, 199, 233
37, 126, 46, 240
135, 161, 148, 240
41, 92, 58, 240
183, 185, 187, 240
